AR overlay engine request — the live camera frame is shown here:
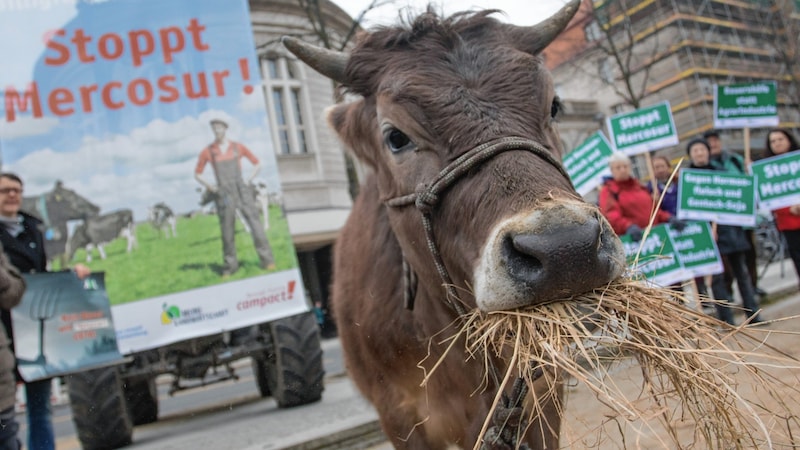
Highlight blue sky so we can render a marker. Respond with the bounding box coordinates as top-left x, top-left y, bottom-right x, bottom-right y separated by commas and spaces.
0, 0, 278, 218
